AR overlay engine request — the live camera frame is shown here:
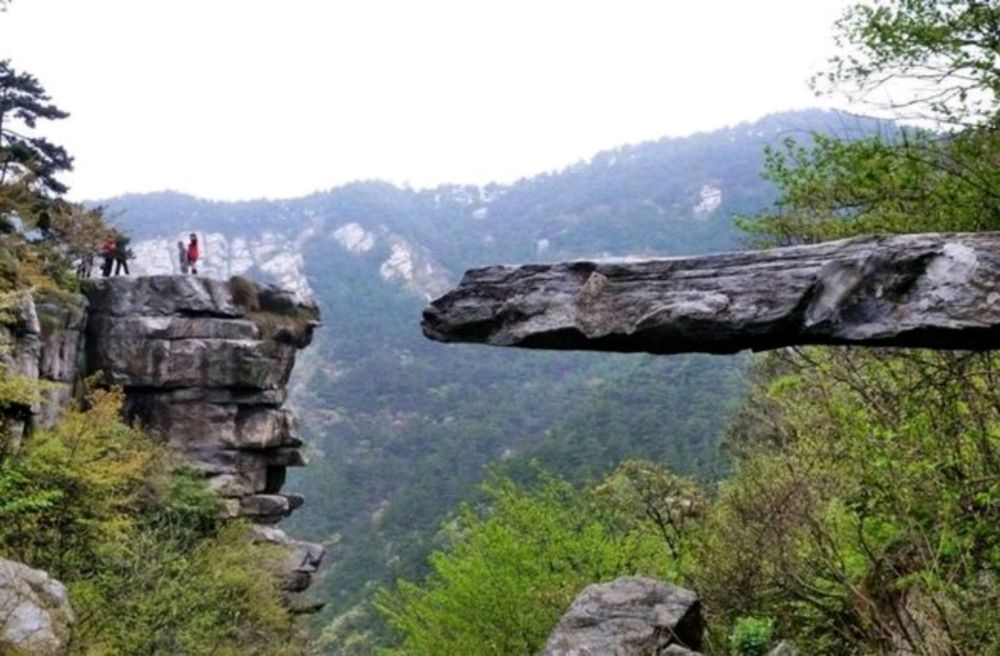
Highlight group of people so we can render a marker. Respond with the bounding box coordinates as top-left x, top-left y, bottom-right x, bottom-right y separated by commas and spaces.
99, 232, 131, 277
75, 231, 131, 278
76, 232, 201, 278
